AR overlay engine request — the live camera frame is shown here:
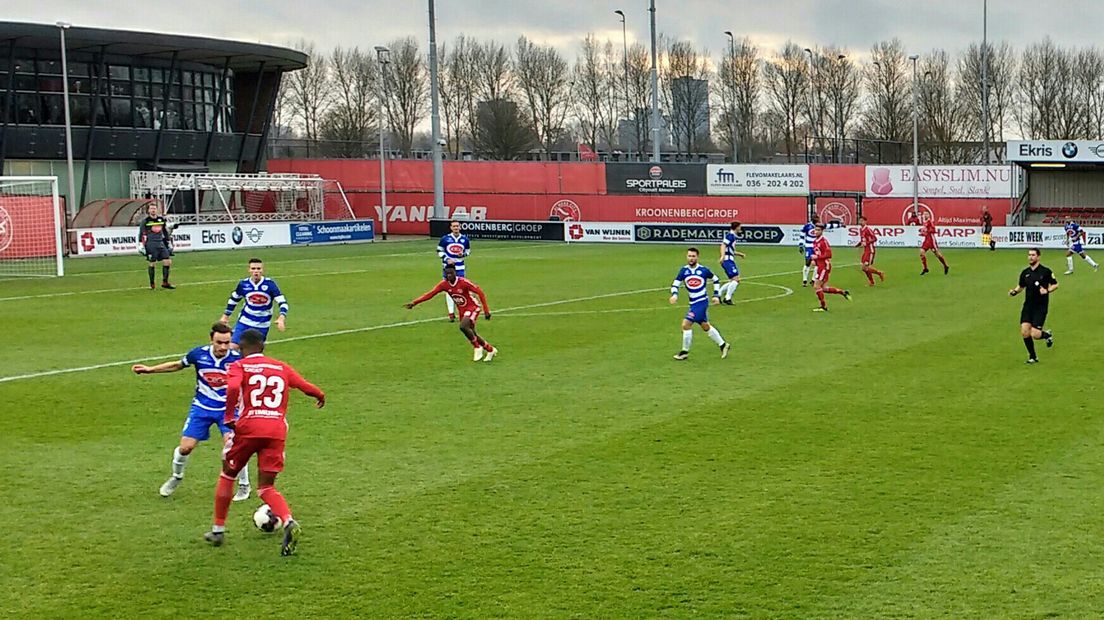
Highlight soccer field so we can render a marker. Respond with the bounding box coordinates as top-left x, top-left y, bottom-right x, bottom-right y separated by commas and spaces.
4, 240, 1104, 618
